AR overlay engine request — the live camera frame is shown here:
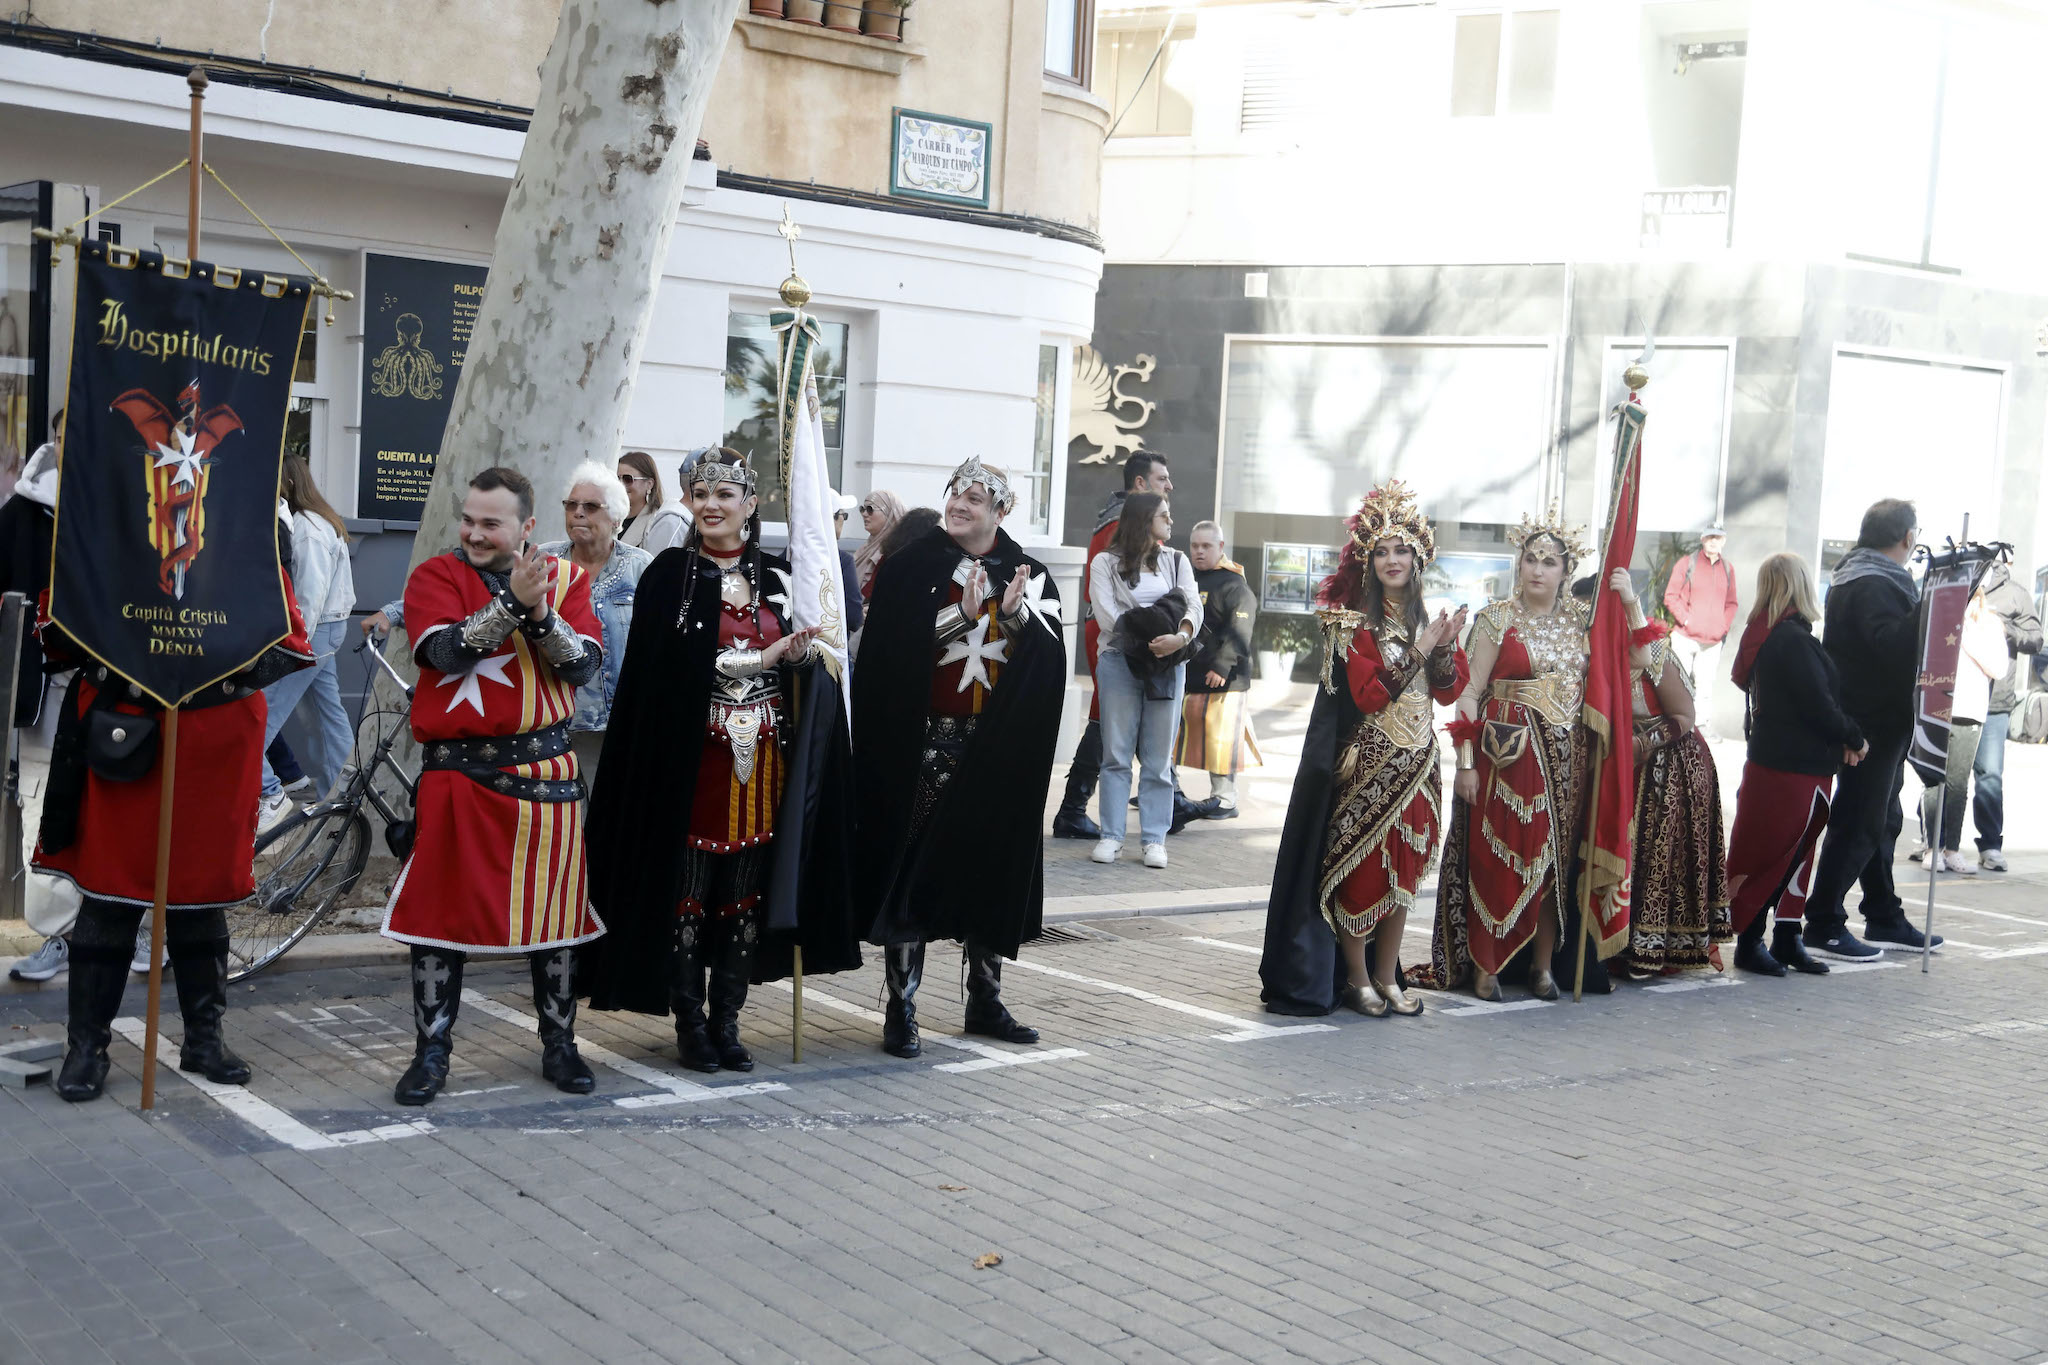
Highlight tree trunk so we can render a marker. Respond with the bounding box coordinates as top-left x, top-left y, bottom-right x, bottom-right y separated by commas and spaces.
371, 0, 743, 788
